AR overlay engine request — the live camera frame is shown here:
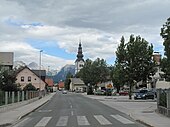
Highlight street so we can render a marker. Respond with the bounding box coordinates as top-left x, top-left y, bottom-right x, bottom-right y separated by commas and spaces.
12, 91, 146, 127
